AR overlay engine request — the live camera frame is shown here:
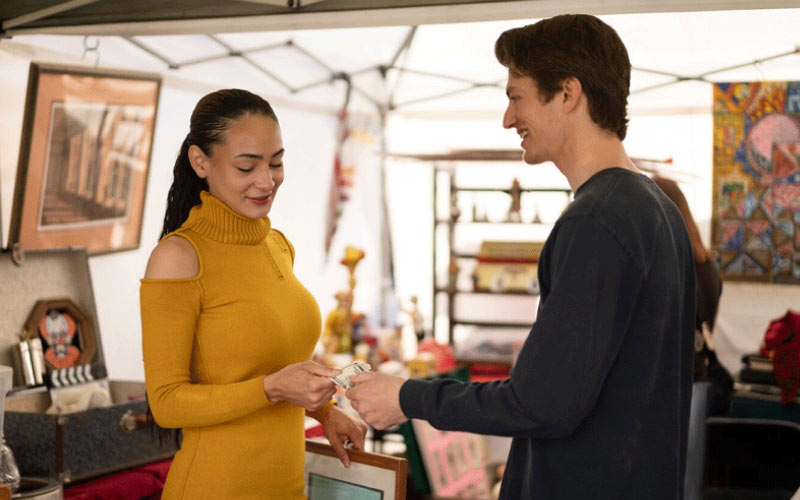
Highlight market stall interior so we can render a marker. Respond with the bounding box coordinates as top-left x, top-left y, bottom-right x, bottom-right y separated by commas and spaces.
1, 1, 800, 499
